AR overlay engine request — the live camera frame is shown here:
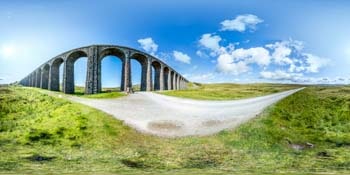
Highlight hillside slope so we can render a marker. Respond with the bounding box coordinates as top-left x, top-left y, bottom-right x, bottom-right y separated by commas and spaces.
160, 83, 301, 100
0, 86, 349, 174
